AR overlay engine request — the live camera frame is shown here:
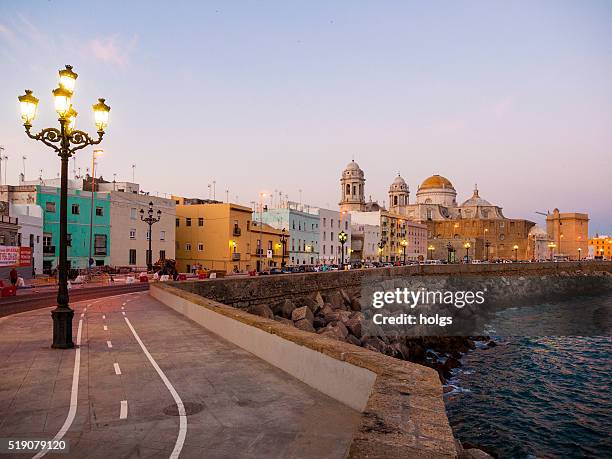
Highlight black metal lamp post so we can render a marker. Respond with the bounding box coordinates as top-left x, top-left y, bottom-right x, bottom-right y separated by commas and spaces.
548, 242, 556, 261
18, 65, 110, 349
447, 242, 453, 263
485, 241, 490, 261
463, 241, 471, 263
140, 201, 161, 272
513, 244, 519, 261
279, 228, 288, 267
578, 247, 582, 261
338, 230, 348, 268
377, 240, 386, 263
400, 239, 408, 264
